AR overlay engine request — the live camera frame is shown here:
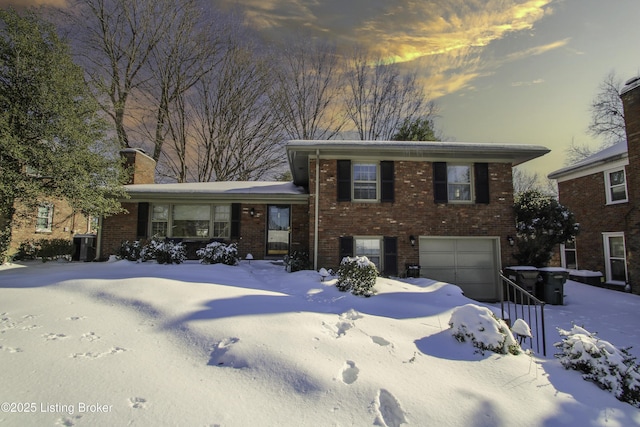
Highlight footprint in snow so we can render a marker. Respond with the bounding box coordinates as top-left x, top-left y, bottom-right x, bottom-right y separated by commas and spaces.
371, 336, 392, 347
340, 360, 359, 385
0, 344, 23, 353
70, 346, 126, 359
208, 337, 247, 368
67, 316, 87, 321
374, 389, 408, 427
43, 333, 68, 341
55, 415, 82, 426
129, 397, 147, 409
81, 332, 100, 342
